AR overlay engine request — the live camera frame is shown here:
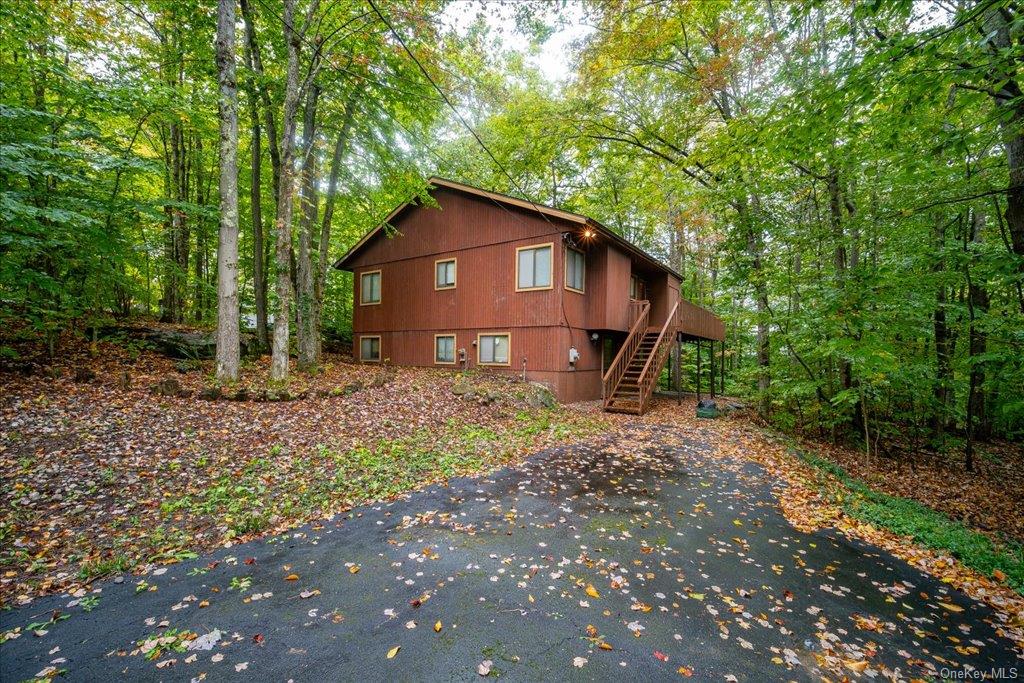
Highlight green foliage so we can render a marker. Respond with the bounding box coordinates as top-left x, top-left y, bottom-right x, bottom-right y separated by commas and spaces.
800, 451, 1024, 593
2, 0, 1020, 443
442, 1, 1023, 446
